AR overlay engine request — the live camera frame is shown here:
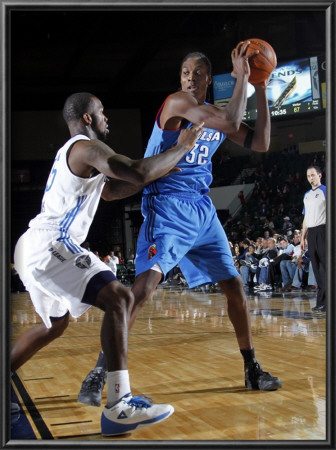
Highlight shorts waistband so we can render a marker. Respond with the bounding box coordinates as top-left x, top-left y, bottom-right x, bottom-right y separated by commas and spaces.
144, 192, 203, 200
